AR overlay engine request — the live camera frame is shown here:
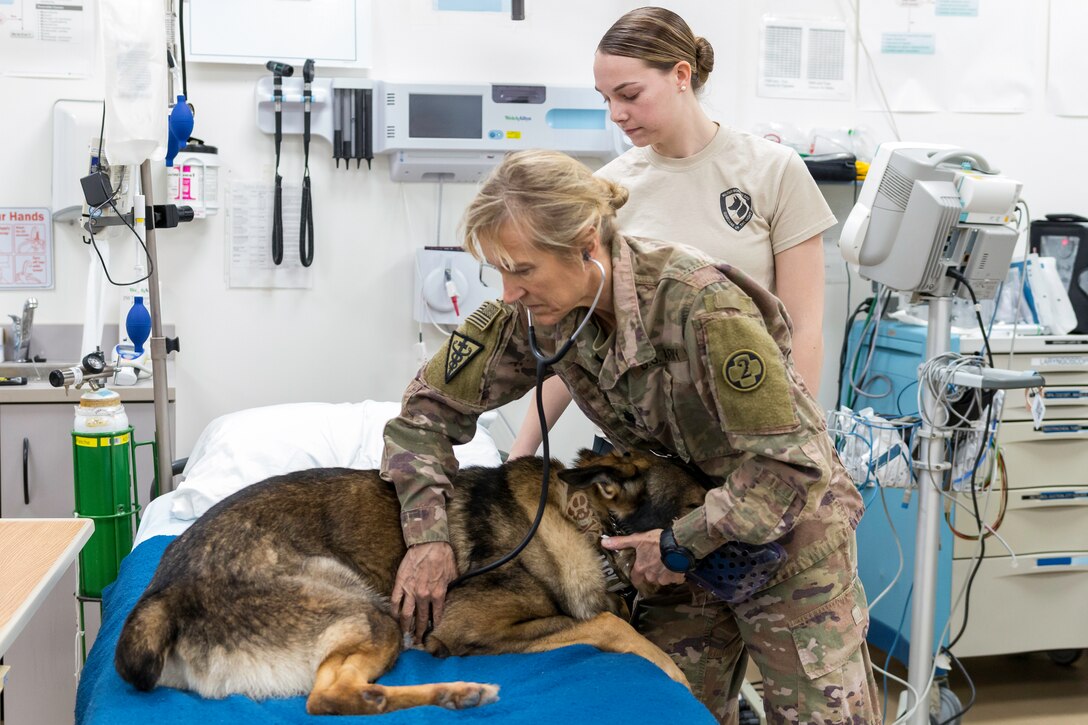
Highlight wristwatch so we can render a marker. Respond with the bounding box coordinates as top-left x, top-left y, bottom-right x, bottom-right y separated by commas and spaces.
659, 527, 696, 573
